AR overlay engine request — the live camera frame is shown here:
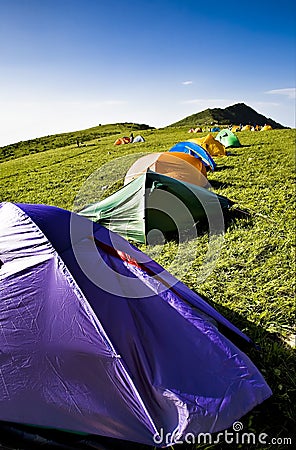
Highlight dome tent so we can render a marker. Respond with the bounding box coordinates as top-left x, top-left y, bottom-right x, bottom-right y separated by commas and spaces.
132, 134, 145, 143
215, 129, 241, 148
124, 152, 208, 188
81, 170, 232, 244
114, 137, 131, 145
169, 141, 216, 171
188, 134, 227, 157
0, 202, 272, 447
261, 125, 273, 131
